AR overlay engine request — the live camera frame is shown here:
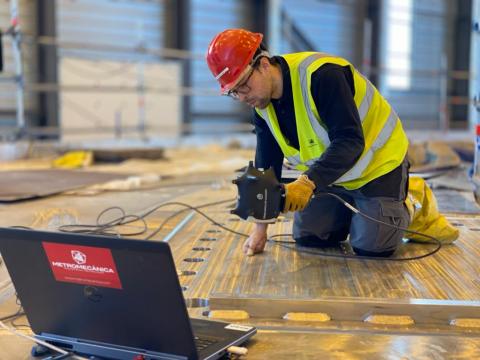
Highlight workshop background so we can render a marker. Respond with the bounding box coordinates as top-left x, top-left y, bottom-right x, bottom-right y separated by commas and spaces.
0, 1, 479, 359
0, 0, 476, 141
